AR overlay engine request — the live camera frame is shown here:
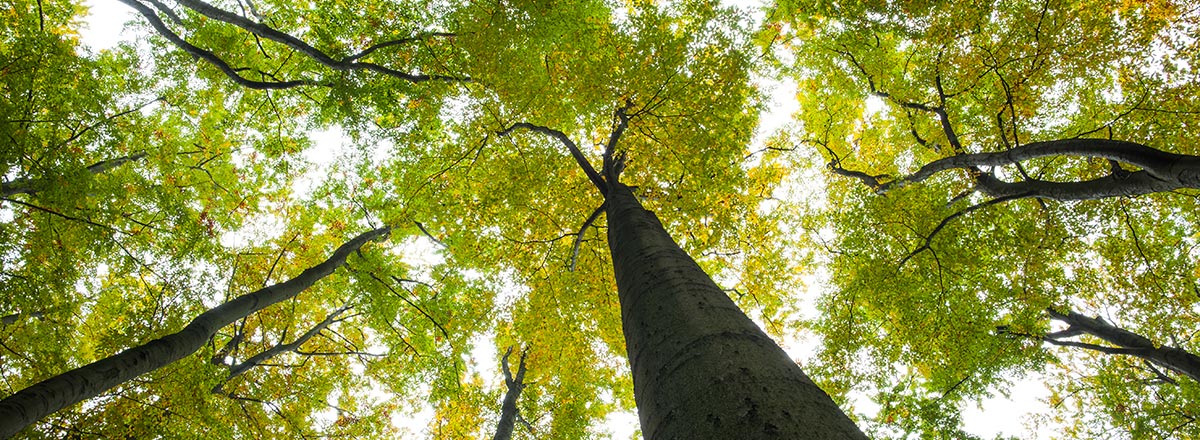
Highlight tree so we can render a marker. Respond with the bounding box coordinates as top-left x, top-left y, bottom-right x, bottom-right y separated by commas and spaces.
492, 345, 529, 440
605, 163, 865, 438
491, 94, 864, 436
6, 0, 859, 437
0, 226, 389, 437
769, 0, 1200, 436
